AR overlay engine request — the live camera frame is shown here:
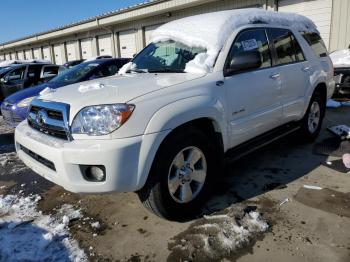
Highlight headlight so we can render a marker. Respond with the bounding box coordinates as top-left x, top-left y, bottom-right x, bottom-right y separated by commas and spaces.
71, 104, 135, 136
17, 96, 36, 108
